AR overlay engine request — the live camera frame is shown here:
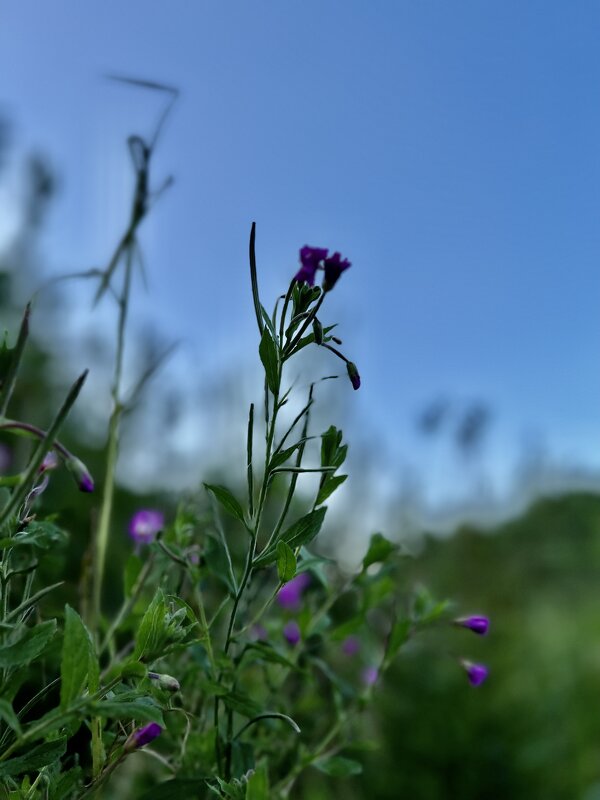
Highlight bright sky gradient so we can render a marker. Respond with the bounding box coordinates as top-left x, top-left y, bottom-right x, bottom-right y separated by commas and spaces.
2, 2, 600, 509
